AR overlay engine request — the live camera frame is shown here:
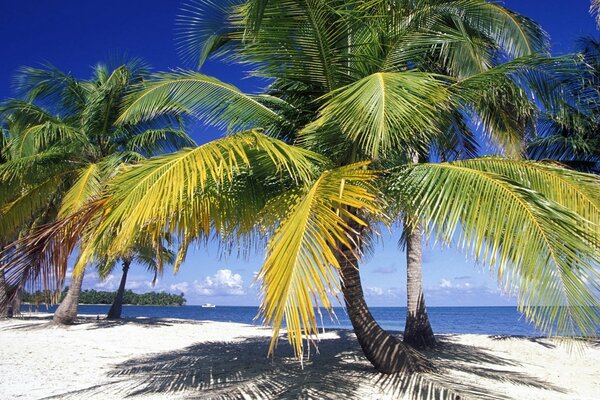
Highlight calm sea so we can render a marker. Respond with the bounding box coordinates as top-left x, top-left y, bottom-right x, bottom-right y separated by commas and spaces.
21, 305, 544, 336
